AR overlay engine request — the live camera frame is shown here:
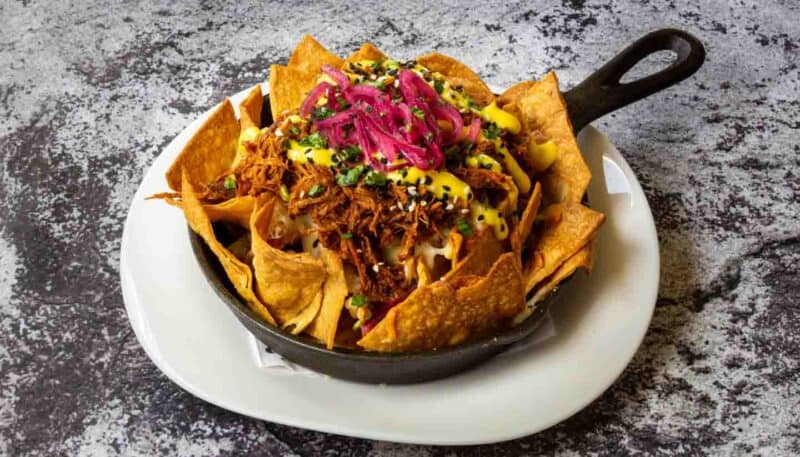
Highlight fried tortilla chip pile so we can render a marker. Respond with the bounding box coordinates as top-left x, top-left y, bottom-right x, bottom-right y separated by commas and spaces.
151, 36, 604, 353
